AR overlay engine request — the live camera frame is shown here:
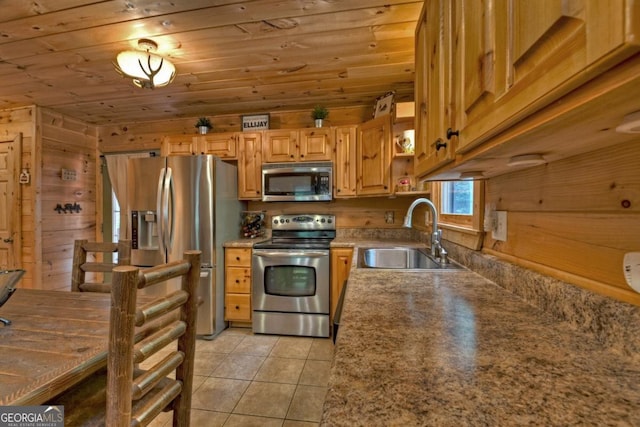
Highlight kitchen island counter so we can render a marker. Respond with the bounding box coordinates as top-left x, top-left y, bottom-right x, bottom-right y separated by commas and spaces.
321, 251, 640, 426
